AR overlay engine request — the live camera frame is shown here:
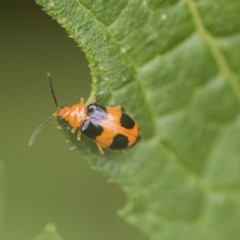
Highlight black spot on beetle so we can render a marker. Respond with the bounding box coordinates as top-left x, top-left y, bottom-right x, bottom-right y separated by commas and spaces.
120, 113, 135, 129
81, 119, 103, 140
109, 134, 129, 150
